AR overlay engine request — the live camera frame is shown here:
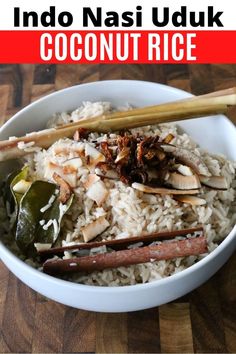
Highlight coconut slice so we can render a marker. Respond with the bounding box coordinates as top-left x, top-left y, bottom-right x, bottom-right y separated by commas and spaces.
83, 174, 101, 189
166, 172, 201, 190
132, 182, 199, 195
95, 167, 119, 180
62, 173, 77, 188
82, 216, 110, 242
53, 142, 85, 157
199, 175, 228, 190
86, 180, 109, 206
174, 195, 206, 206
44, 161, 60, 180
45, 162, 77, 188
85, 143, 105, 166
13, 180, 32, 194
177, 164, 193, 176
161, 144, 211, 176
63, 157, 83, 174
